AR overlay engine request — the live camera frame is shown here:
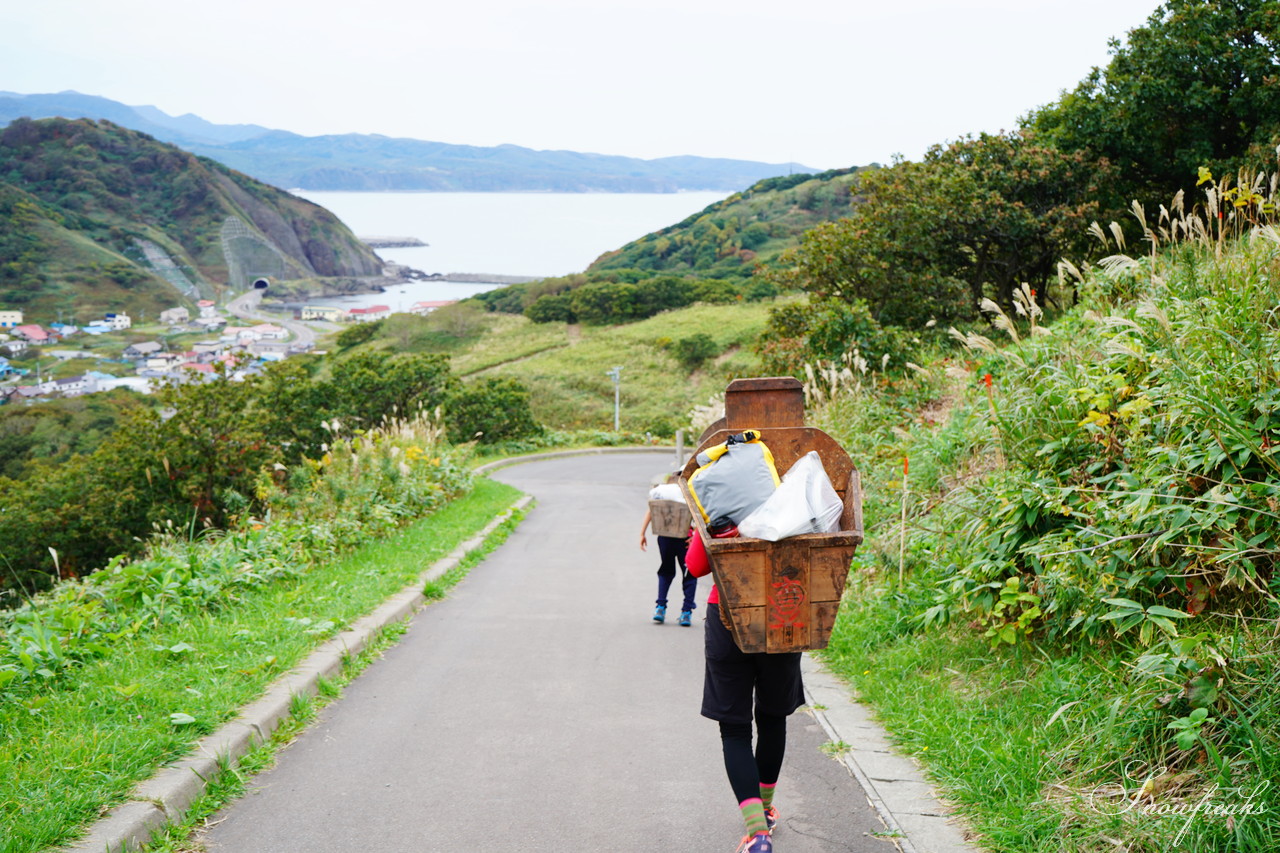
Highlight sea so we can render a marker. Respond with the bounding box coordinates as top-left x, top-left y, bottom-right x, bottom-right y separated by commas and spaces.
294, 190, 729, 309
